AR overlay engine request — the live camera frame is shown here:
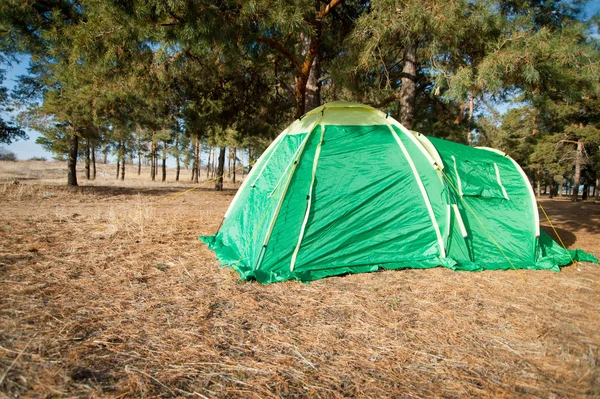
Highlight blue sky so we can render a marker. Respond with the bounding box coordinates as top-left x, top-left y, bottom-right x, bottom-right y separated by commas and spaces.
1, 1, 599, 161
